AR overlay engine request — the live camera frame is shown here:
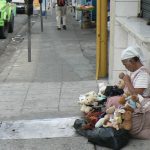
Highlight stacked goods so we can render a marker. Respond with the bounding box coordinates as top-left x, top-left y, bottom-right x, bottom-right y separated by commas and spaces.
76, 5, 94, 11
